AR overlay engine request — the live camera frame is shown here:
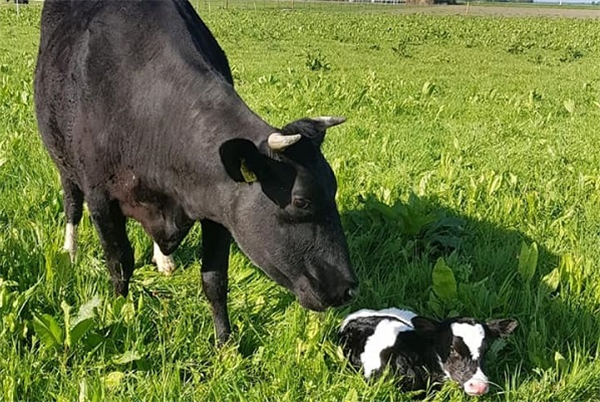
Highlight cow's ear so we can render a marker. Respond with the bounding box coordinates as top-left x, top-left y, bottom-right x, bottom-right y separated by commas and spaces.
219, 139, 264, 183
486, 319, 518, 338
412, 316, 440, 335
